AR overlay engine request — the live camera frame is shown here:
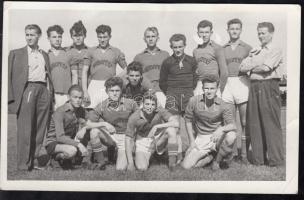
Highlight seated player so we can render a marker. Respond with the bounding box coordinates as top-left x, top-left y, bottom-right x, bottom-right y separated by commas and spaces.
181, 75, 237, 170
45, 85, 90, 169
125, 92, 180, 171
122, 61, 154, 106
87, 77, 138, 170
